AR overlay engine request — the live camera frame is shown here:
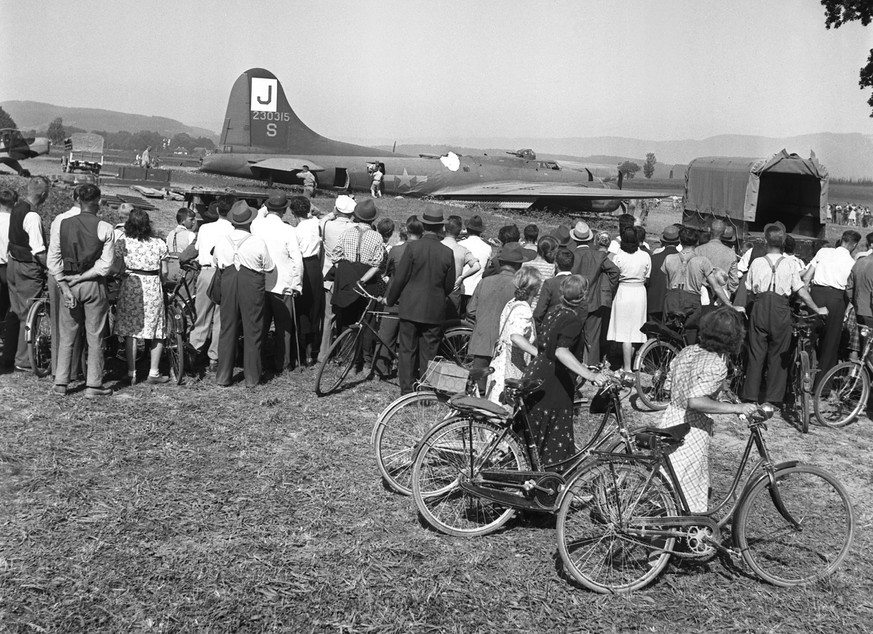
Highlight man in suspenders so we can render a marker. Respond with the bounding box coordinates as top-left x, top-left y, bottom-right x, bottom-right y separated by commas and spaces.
742, 223, 826, 405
